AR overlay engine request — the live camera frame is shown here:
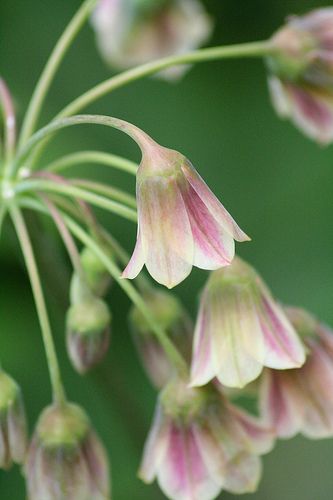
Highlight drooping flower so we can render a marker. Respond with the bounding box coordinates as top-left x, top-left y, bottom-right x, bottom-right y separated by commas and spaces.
129, 288, 193, 388
259, 307, 333, 439
91, 0, 213, 80
139, 379, 274, 500
268, 8, 333, 143
190, 258, 306, 389
122, 139, 249, 289
66, 295, 111, 374
0, 370, 27, 469
26, 402, 110, 500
